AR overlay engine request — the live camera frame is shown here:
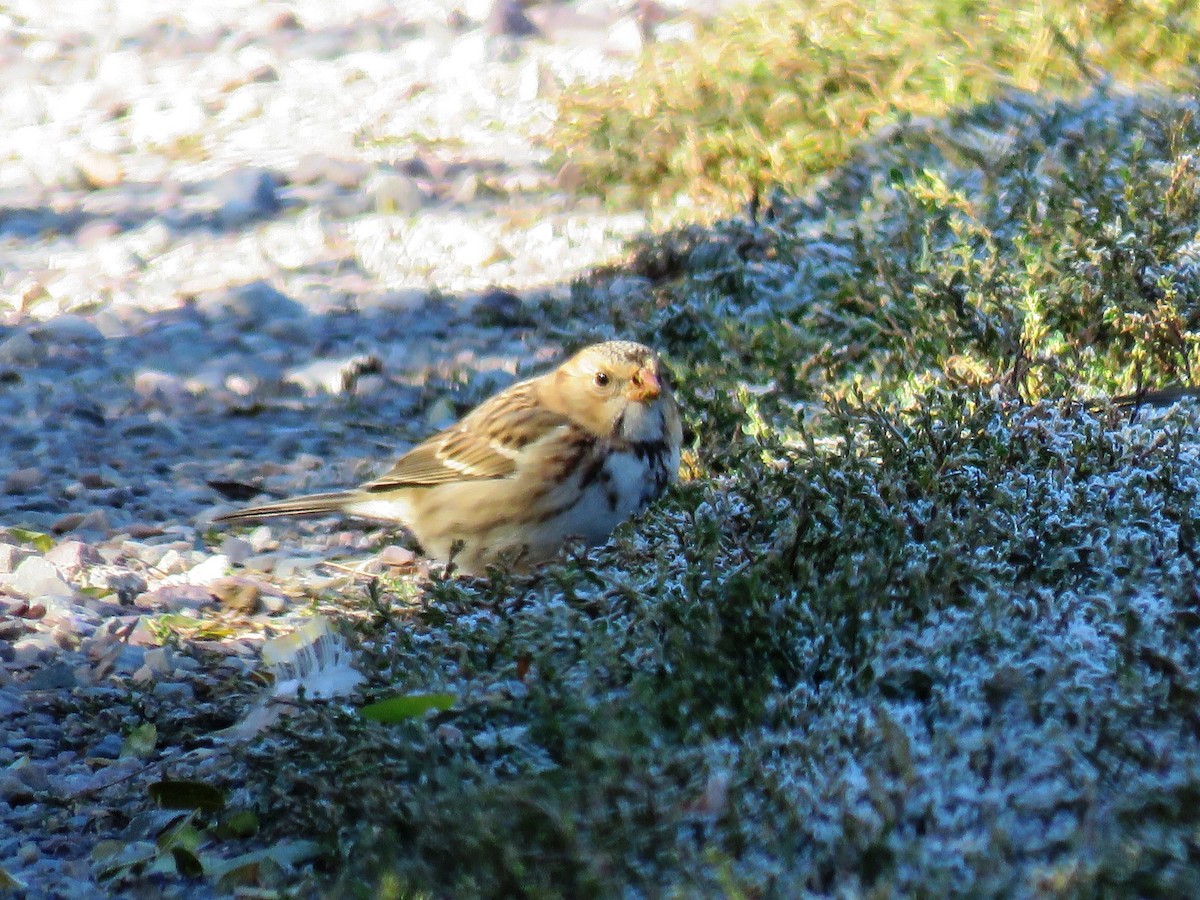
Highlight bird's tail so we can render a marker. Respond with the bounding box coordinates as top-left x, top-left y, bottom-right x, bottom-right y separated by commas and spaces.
212, 491, 354, 524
